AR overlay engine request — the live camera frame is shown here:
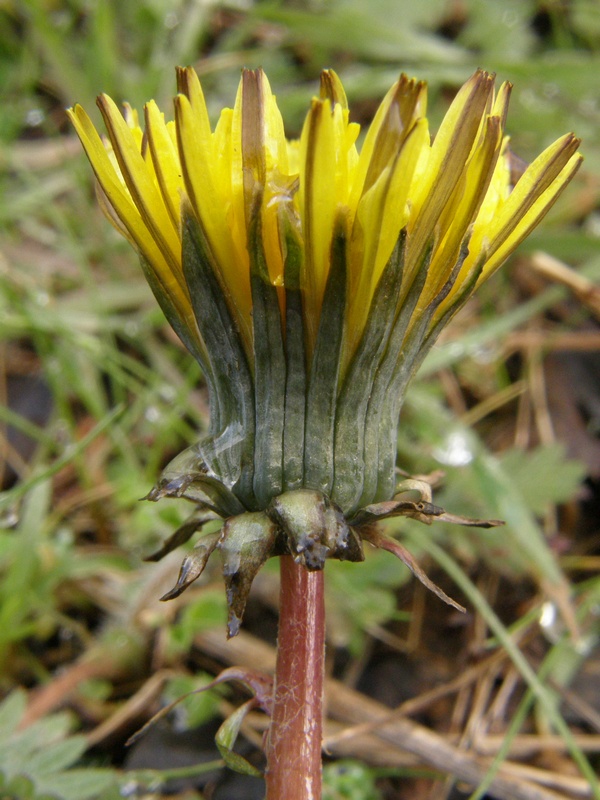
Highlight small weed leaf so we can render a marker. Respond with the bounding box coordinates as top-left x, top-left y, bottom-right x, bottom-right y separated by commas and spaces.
0, 691, 116, 800
215, 698, 263, 777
